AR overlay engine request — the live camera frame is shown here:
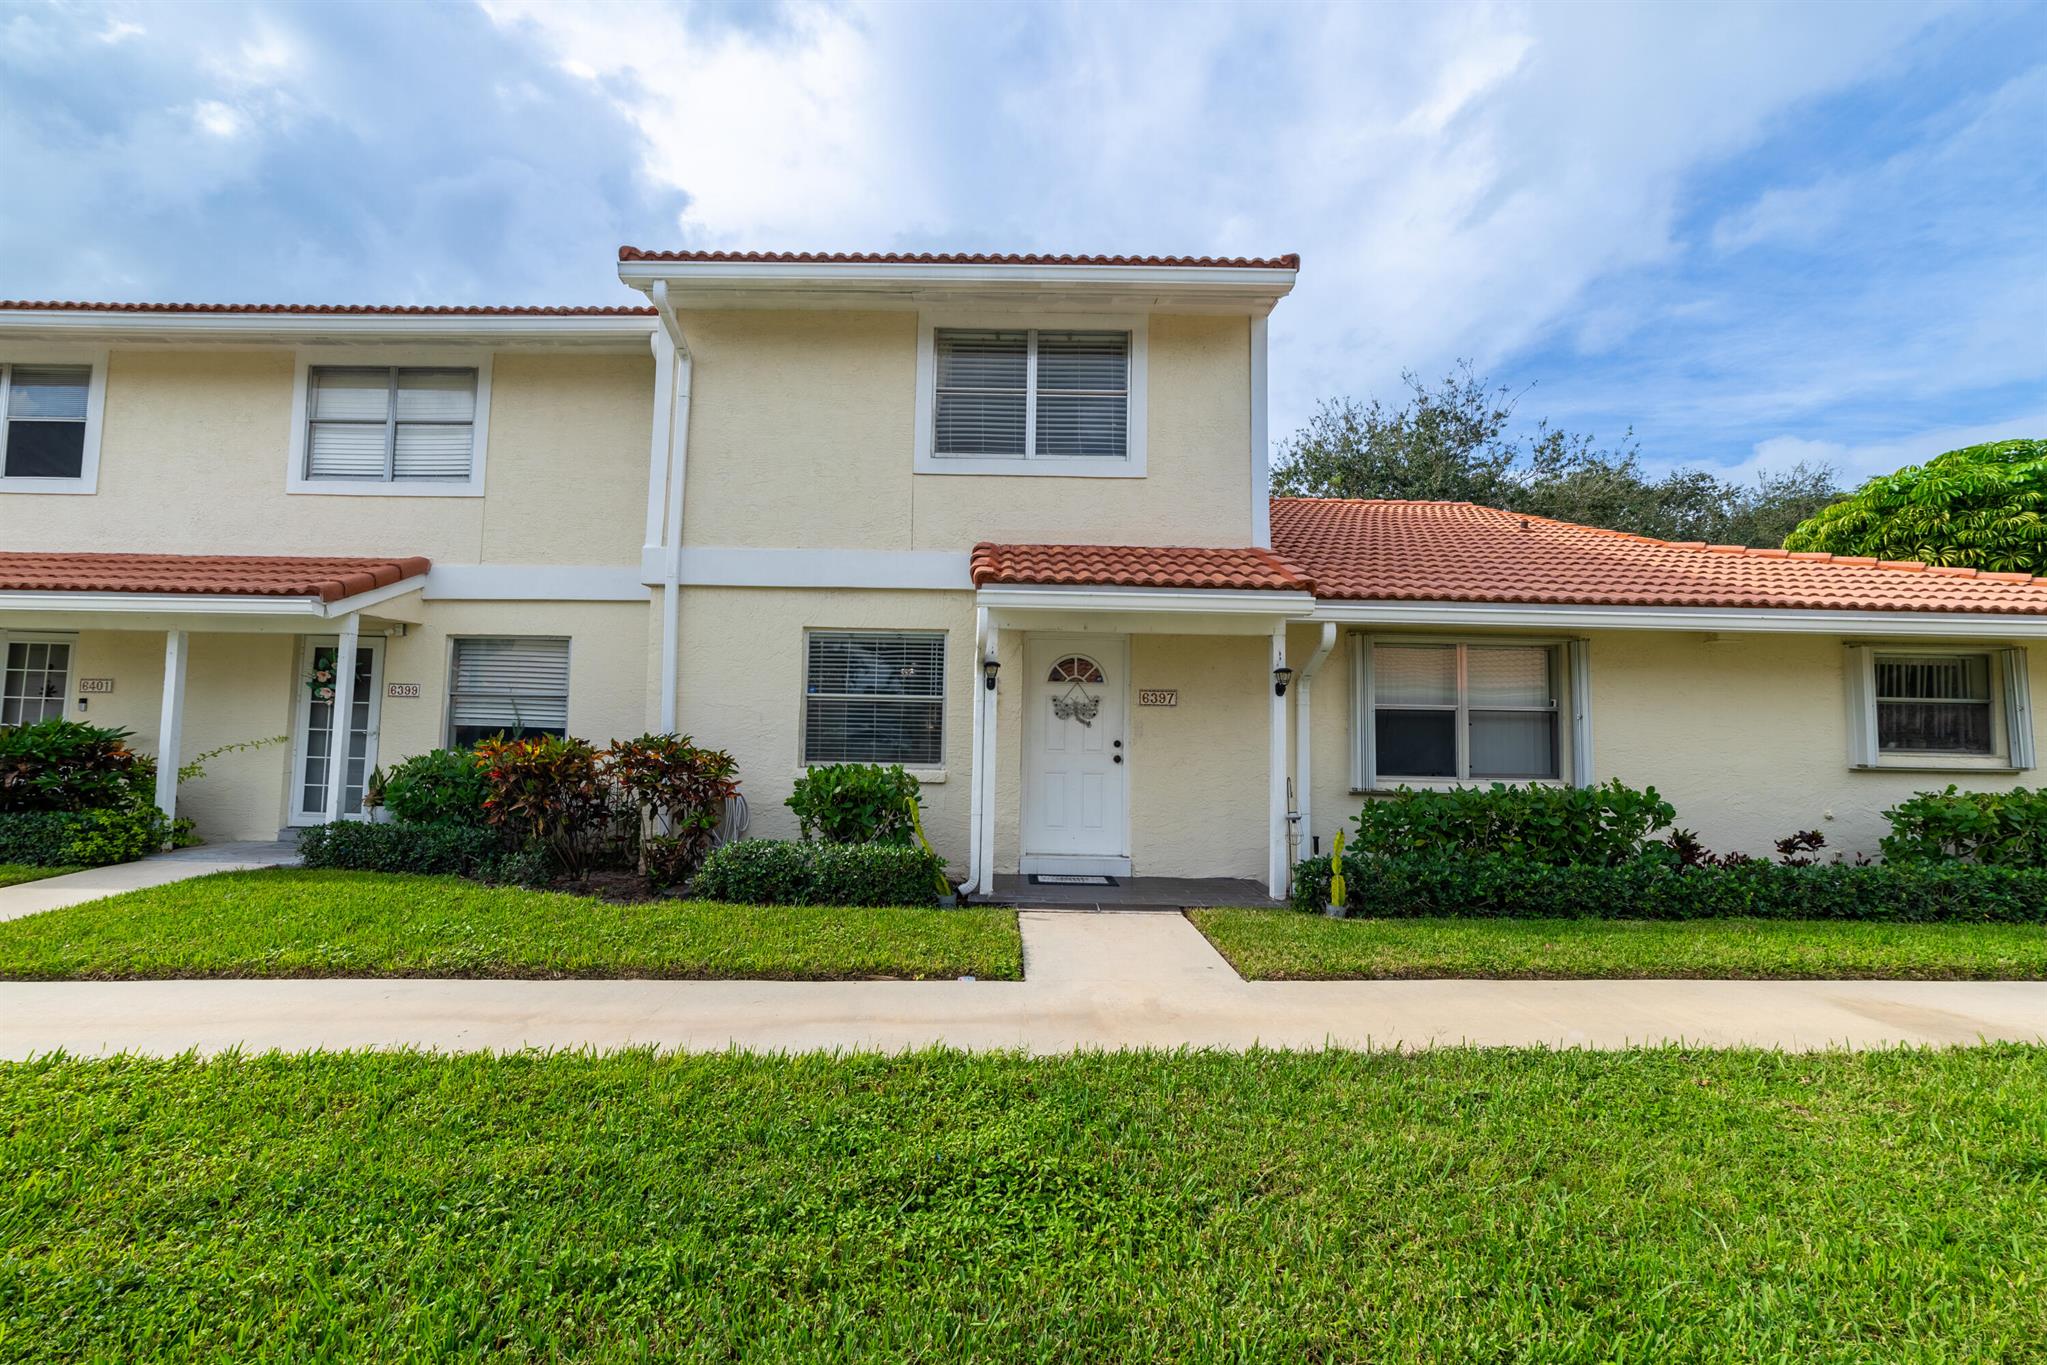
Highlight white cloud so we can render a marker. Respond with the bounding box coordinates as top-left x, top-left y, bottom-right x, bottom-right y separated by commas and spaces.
191, 99, 243, 138
1730, 412, 2047, 485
